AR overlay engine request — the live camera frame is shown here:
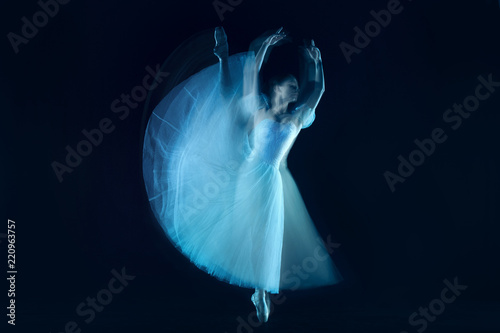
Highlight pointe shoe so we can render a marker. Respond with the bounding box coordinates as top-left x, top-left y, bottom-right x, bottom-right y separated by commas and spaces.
251, 290, 269, 323
265, 291, 271, 318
